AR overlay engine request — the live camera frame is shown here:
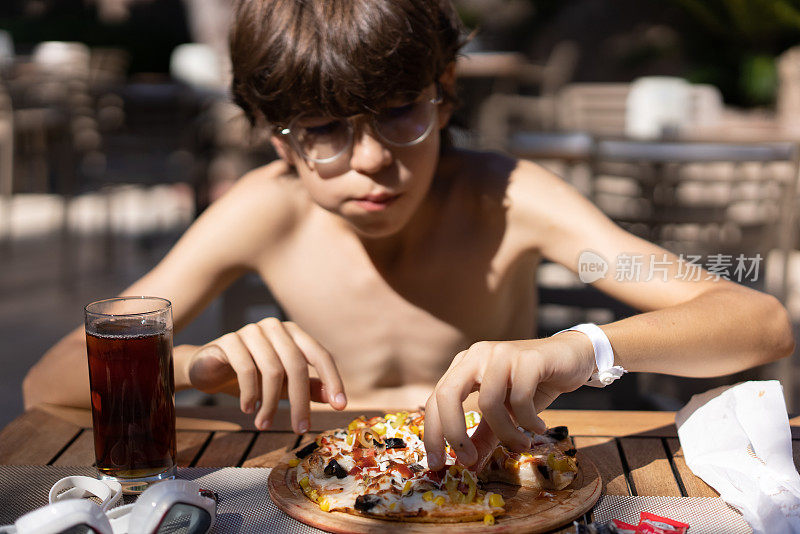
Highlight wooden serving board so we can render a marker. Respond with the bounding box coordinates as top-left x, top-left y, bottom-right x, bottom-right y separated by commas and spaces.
268, 452, 602, 533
